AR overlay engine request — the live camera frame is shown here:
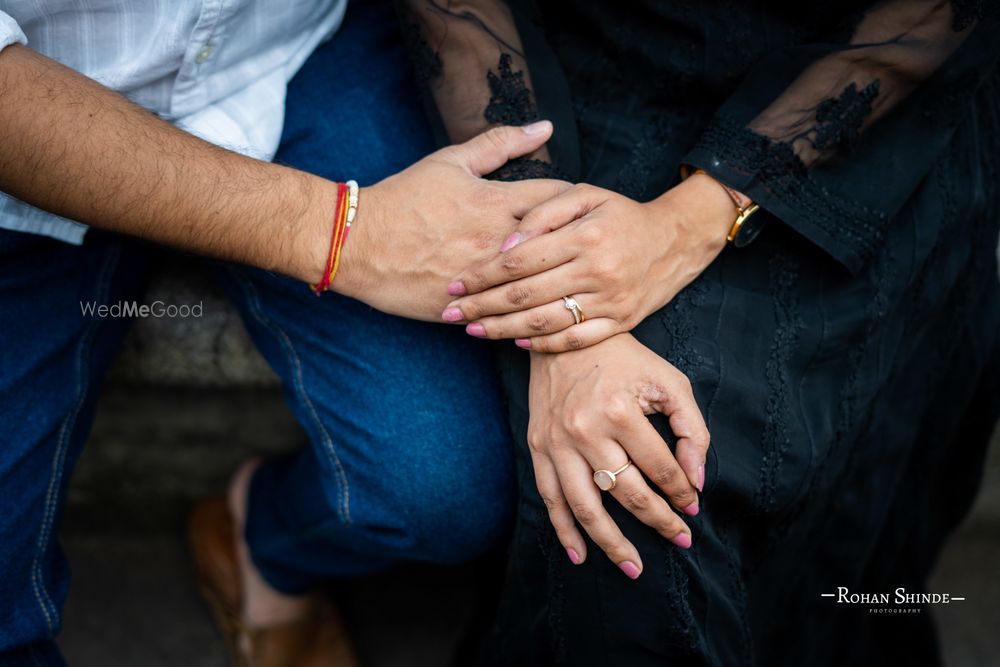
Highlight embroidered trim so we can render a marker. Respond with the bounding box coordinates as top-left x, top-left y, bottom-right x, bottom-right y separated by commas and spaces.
485, 53, 540, 127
